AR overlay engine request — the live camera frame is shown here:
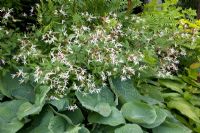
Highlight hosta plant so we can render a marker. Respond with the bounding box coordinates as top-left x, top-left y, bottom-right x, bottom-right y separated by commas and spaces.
0, 0, 200, 133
